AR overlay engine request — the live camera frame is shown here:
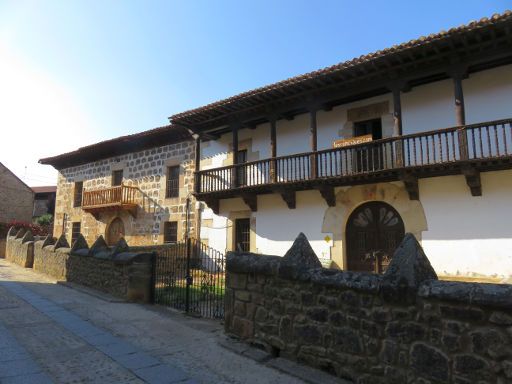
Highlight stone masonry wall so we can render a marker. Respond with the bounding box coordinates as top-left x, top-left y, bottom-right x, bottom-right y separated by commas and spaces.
55, 140, 196, 246
225, 233, 512, 384
5, 229, 36, 268
33, 237, 70, 280
6, 230, 154, 303
0, 163, 34, 223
